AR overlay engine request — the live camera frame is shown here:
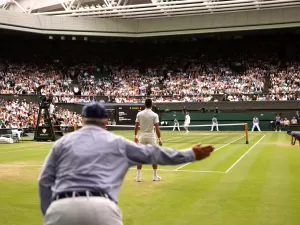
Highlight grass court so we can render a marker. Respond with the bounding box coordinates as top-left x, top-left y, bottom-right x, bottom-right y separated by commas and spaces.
1, 130, 300, 225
